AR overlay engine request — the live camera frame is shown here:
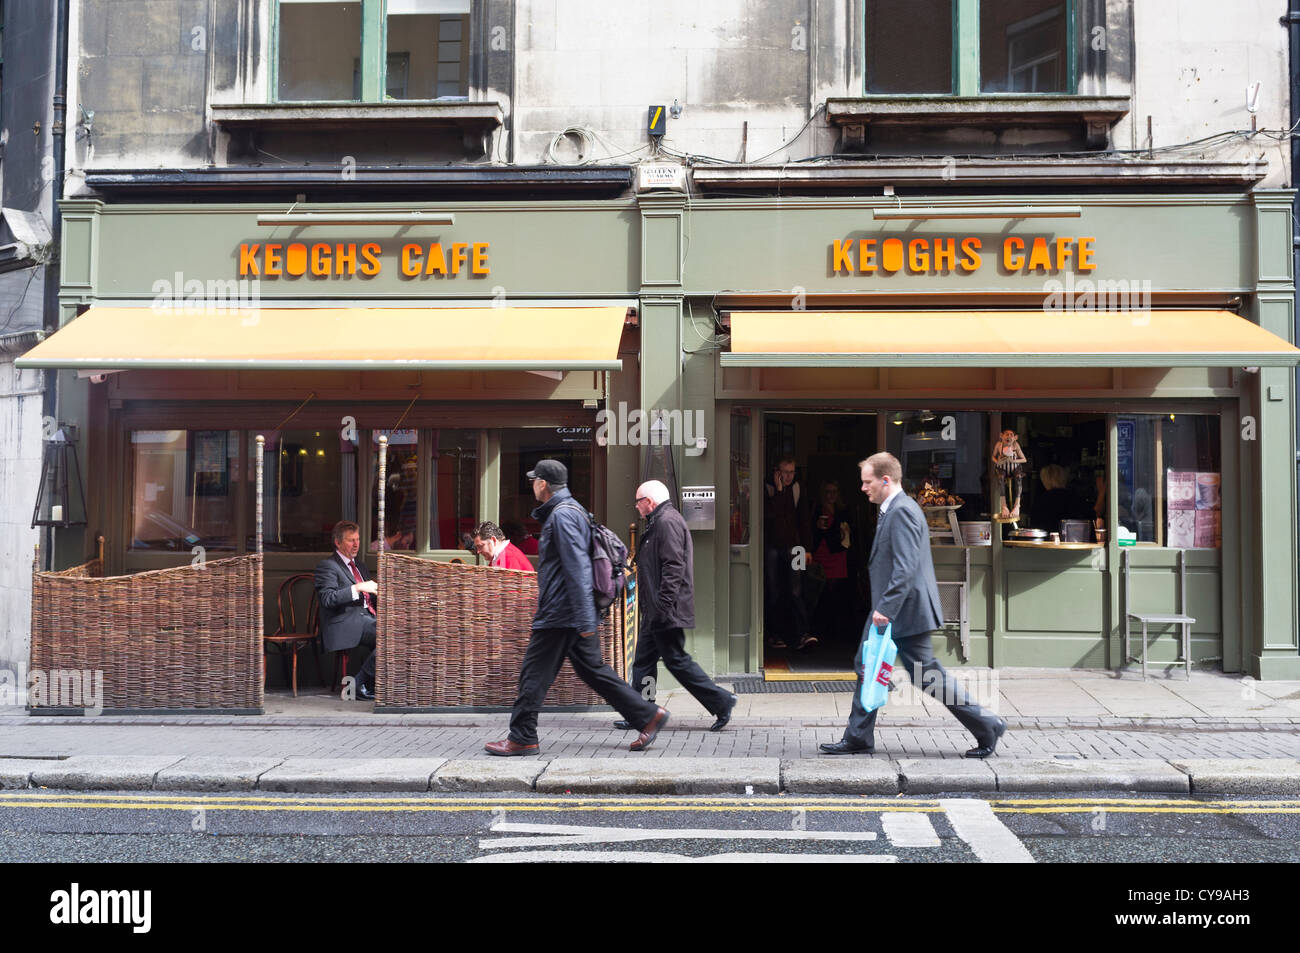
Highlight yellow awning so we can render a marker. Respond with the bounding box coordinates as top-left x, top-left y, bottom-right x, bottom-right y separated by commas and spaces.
721, 310, 1300, 368
16, 306, 627, 371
